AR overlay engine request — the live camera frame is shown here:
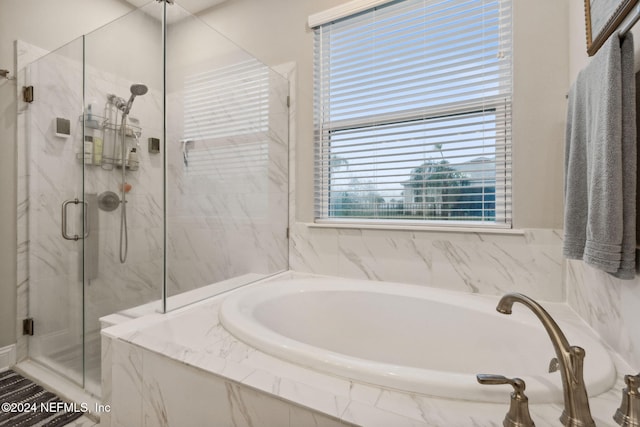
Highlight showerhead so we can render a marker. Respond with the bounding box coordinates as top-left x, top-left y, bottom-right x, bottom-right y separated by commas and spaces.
123, 83, 148, 115
130, 84, 148, 96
